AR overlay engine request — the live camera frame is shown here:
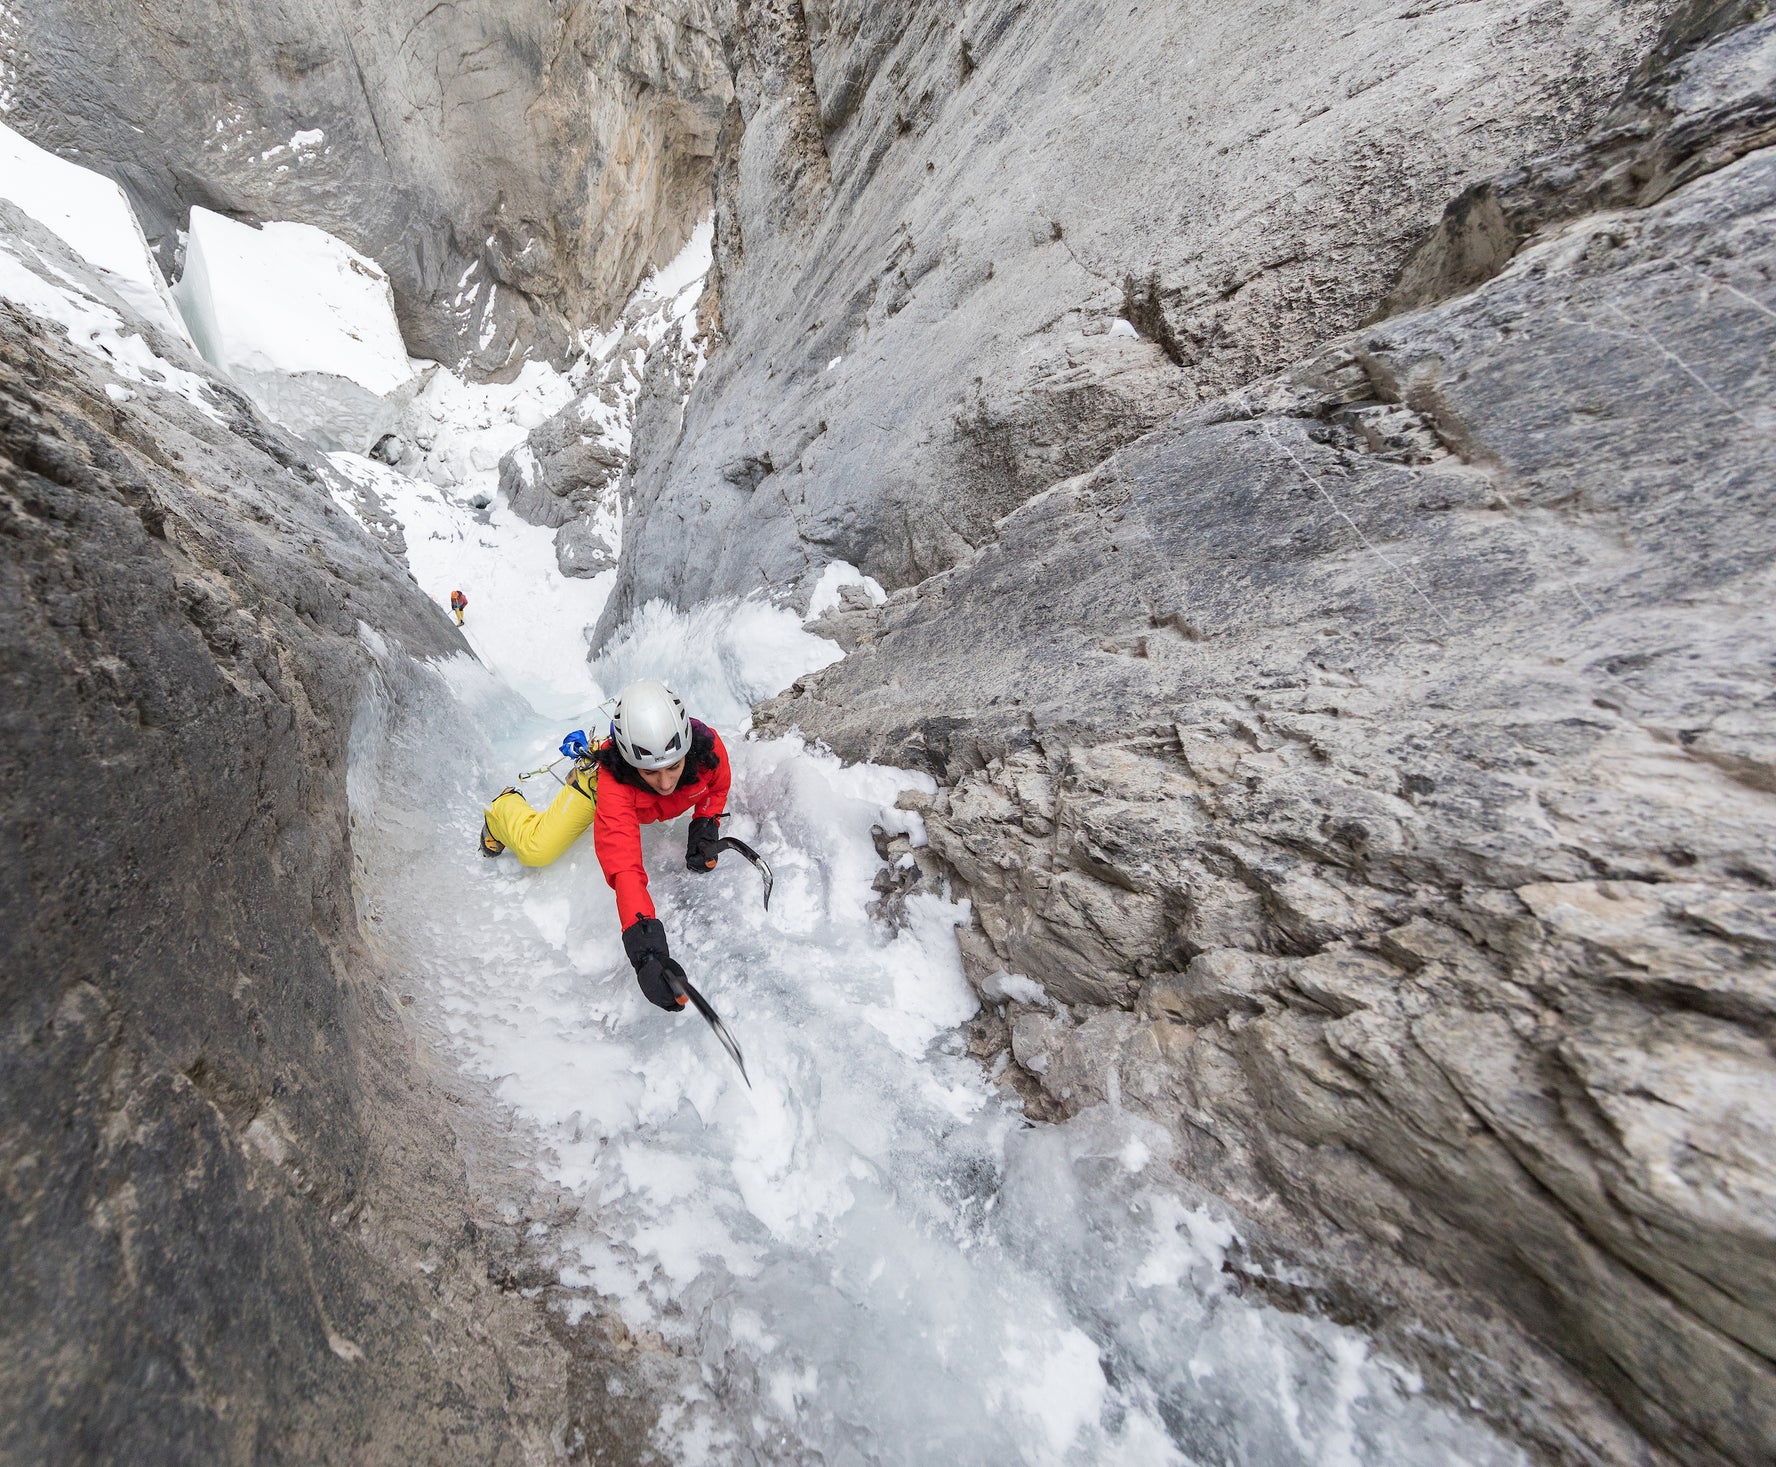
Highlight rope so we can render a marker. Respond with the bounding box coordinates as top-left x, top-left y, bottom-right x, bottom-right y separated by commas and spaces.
517, 700, 620, 788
